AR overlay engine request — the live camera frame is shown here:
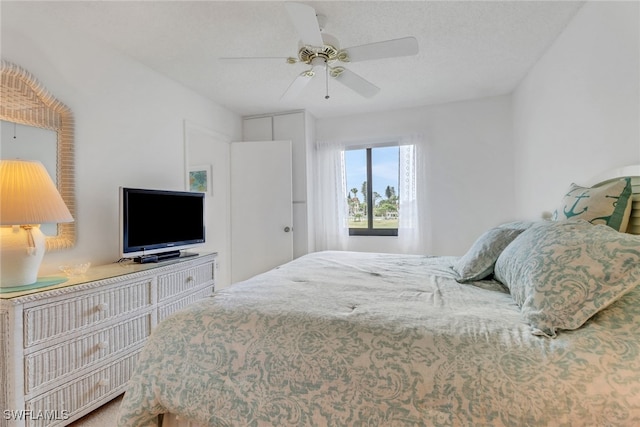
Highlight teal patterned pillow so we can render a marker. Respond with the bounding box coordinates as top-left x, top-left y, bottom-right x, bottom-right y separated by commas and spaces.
494, 219, 640, 337
553, 178, 632, 232
454, 221, 534, 283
